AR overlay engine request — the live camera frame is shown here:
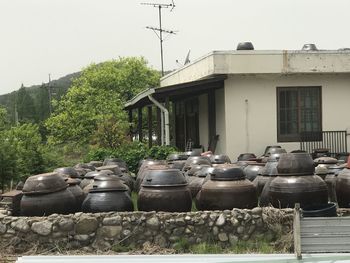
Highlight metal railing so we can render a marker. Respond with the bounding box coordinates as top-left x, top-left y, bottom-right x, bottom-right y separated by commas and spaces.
299, 130, 348, 157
